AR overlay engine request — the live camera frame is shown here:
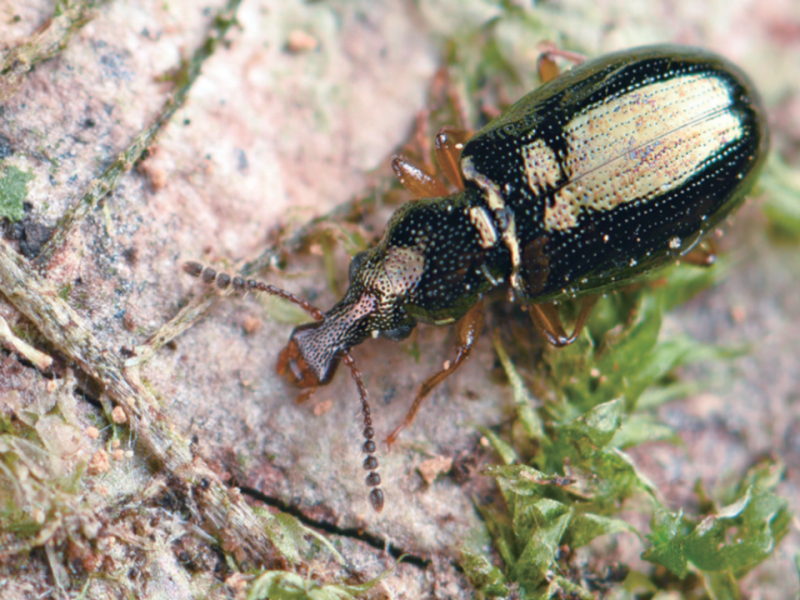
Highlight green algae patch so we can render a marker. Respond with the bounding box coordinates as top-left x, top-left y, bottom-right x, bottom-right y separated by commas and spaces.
0, 166, 34, 221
